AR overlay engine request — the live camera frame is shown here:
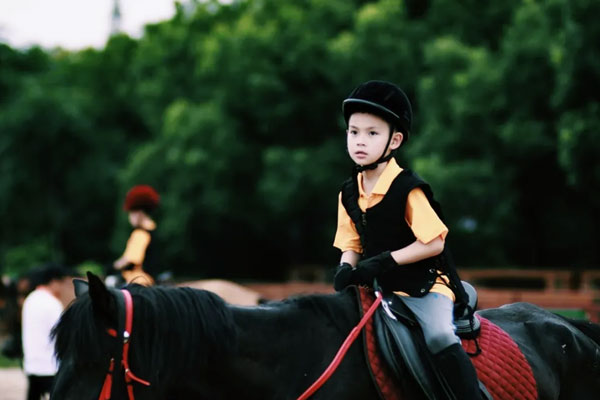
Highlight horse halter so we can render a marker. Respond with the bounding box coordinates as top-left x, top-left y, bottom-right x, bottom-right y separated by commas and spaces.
99, 289, 150, 400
